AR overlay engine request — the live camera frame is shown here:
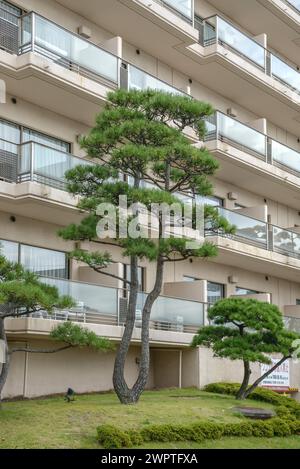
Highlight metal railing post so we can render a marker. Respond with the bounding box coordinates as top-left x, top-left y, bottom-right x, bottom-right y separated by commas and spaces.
119, 61, 129, 90
266, 136, 272, 164
268, 224, 274, 252
117, 288, 120, 326
266, 50, 271, 76
31, 12, 35, 52
30, 142, 34, 182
